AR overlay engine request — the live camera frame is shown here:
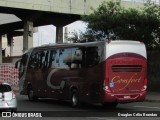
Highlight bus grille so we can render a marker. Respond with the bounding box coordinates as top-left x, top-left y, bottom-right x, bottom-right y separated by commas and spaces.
112, 65, 142, 72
